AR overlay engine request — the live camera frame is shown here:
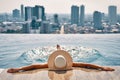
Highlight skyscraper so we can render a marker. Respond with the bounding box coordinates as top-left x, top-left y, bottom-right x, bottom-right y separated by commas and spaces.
12, 9, 20, 18
21, 4, 24, 19
93, 11, 102, 30
32, 5, 45, 20
25, 7, 32, 21
25, 5, 45, 21
41, 6, 45, 21
54, 14, 59, 24
108, 6, 117, 25
80, 5, 85, 27
71, 5, 79, 25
